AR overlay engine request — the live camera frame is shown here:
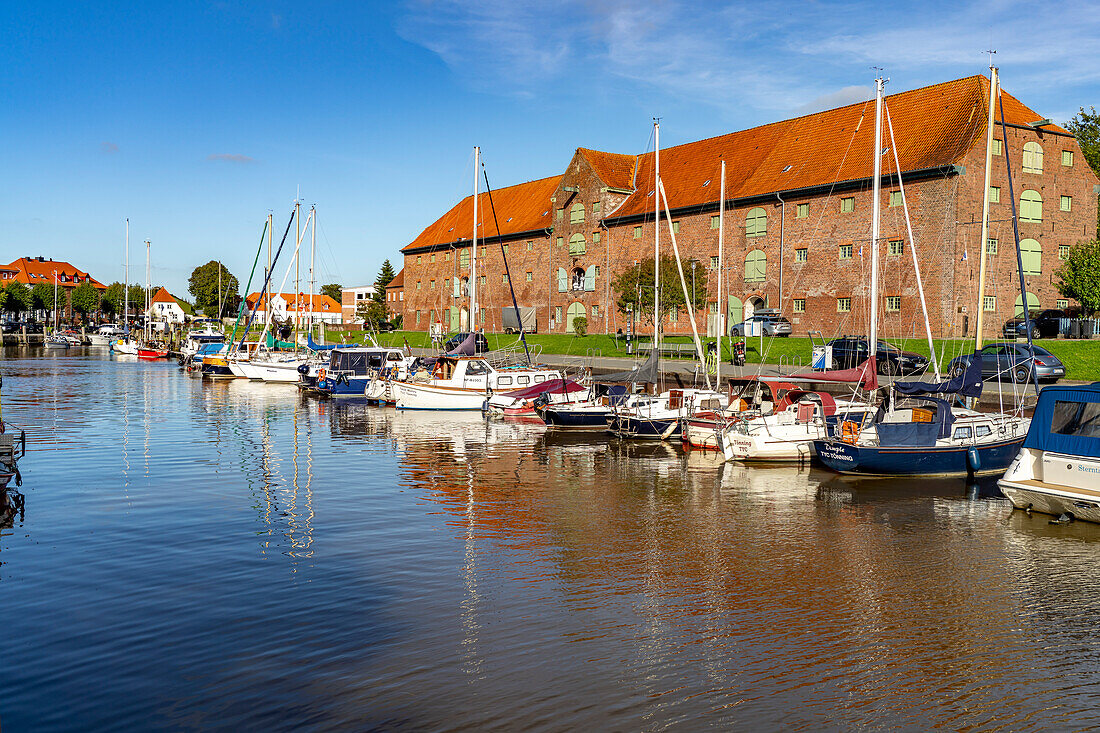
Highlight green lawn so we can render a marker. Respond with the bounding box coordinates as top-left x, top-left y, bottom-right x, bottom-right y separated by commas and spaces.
315, 327, 1100, 382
